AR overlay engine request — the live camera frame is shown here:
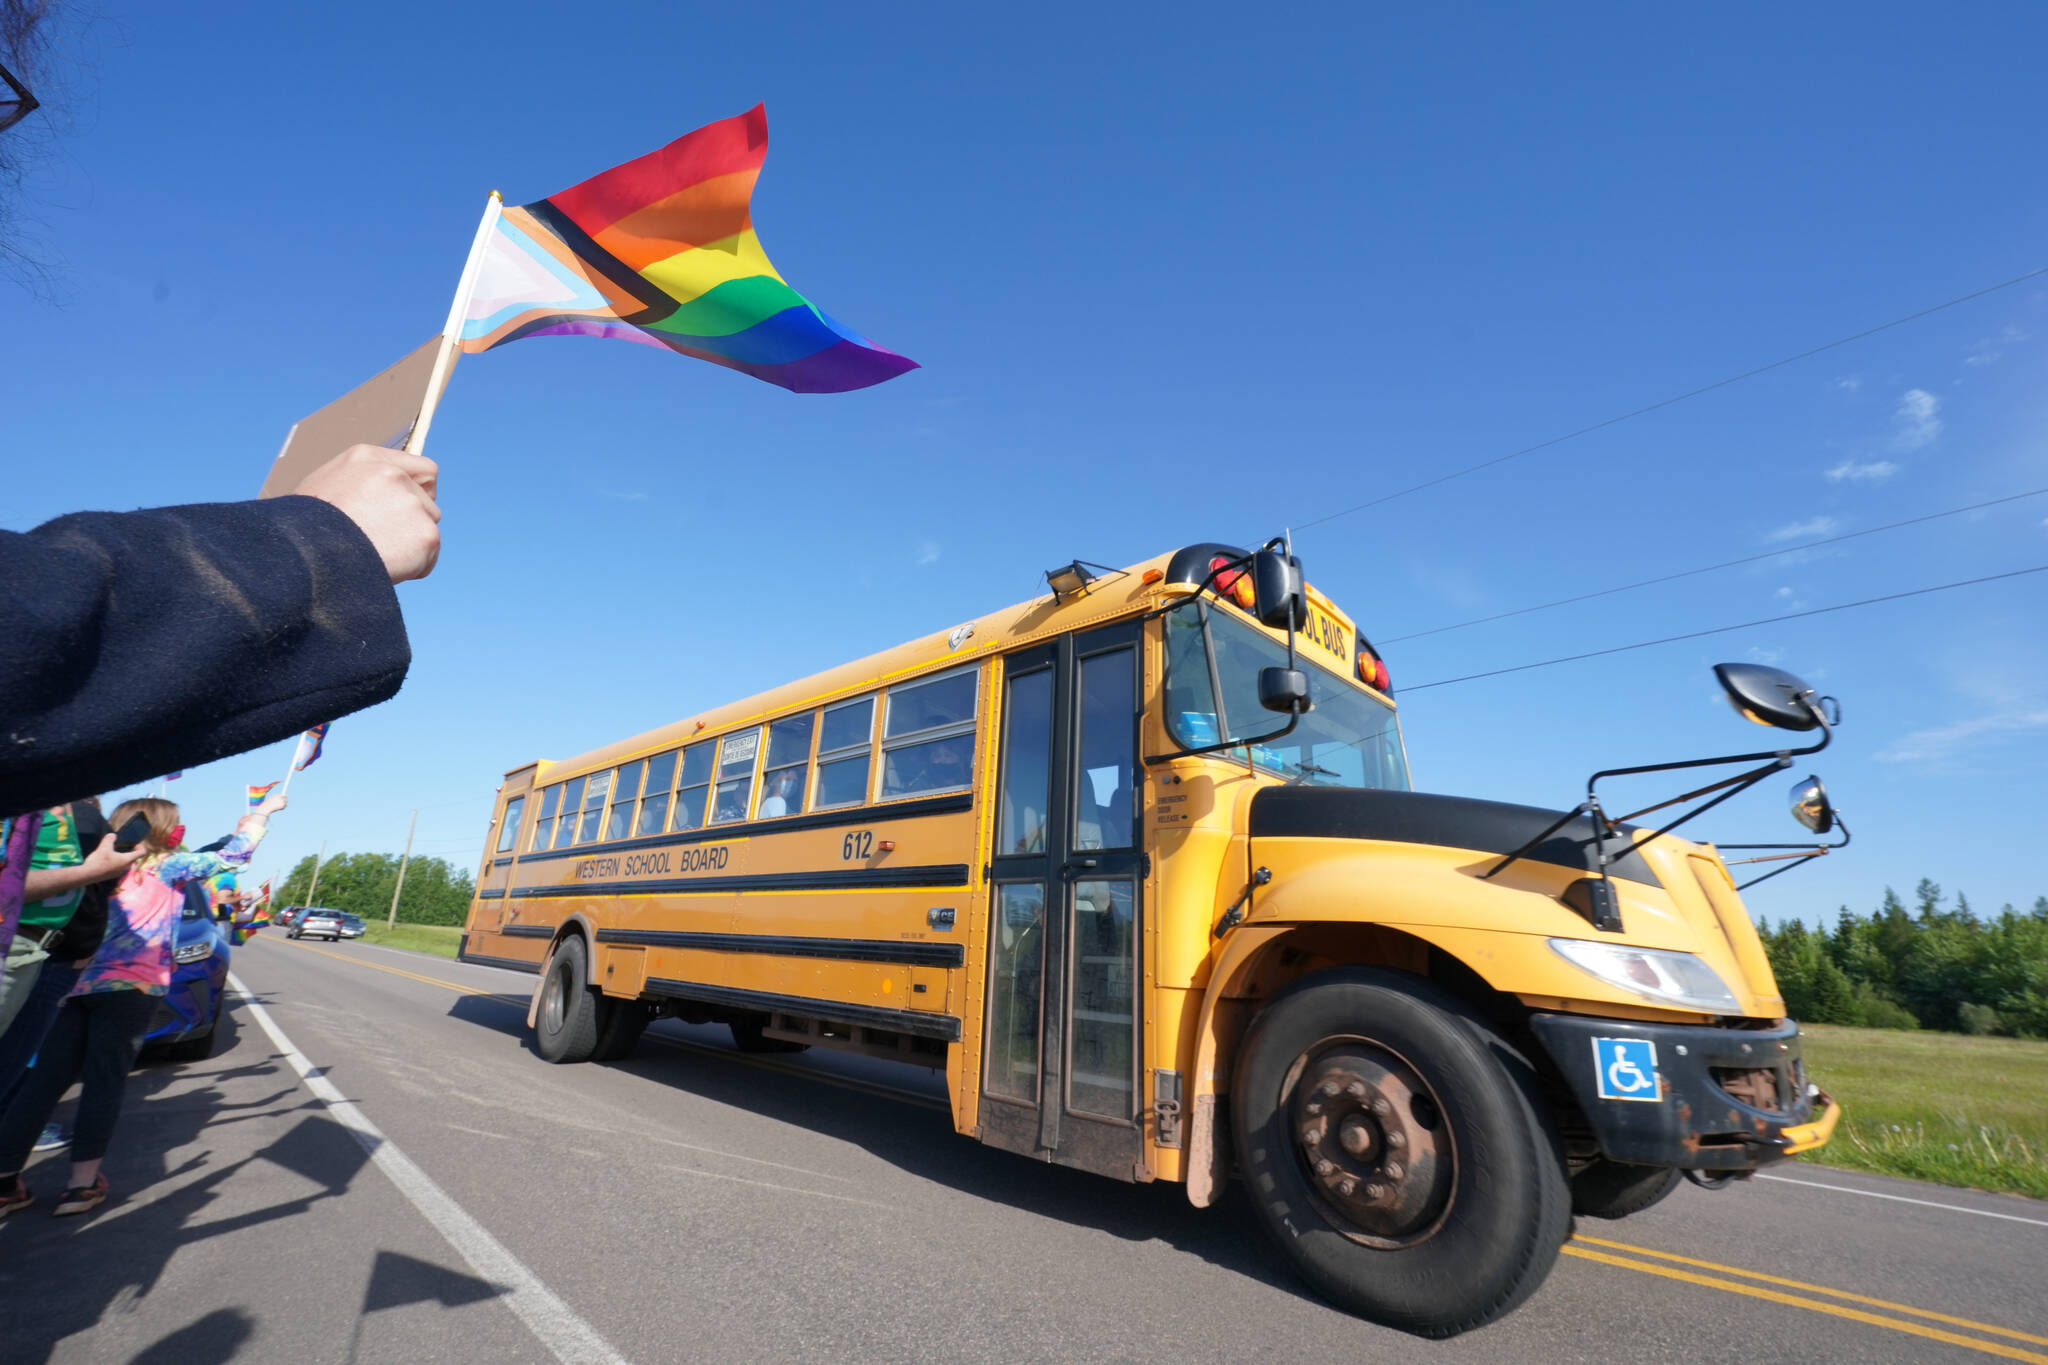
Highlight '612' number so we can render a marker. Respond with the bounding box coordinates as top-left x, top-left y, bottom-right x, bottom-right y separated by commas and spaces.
841, 830, 874, 861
